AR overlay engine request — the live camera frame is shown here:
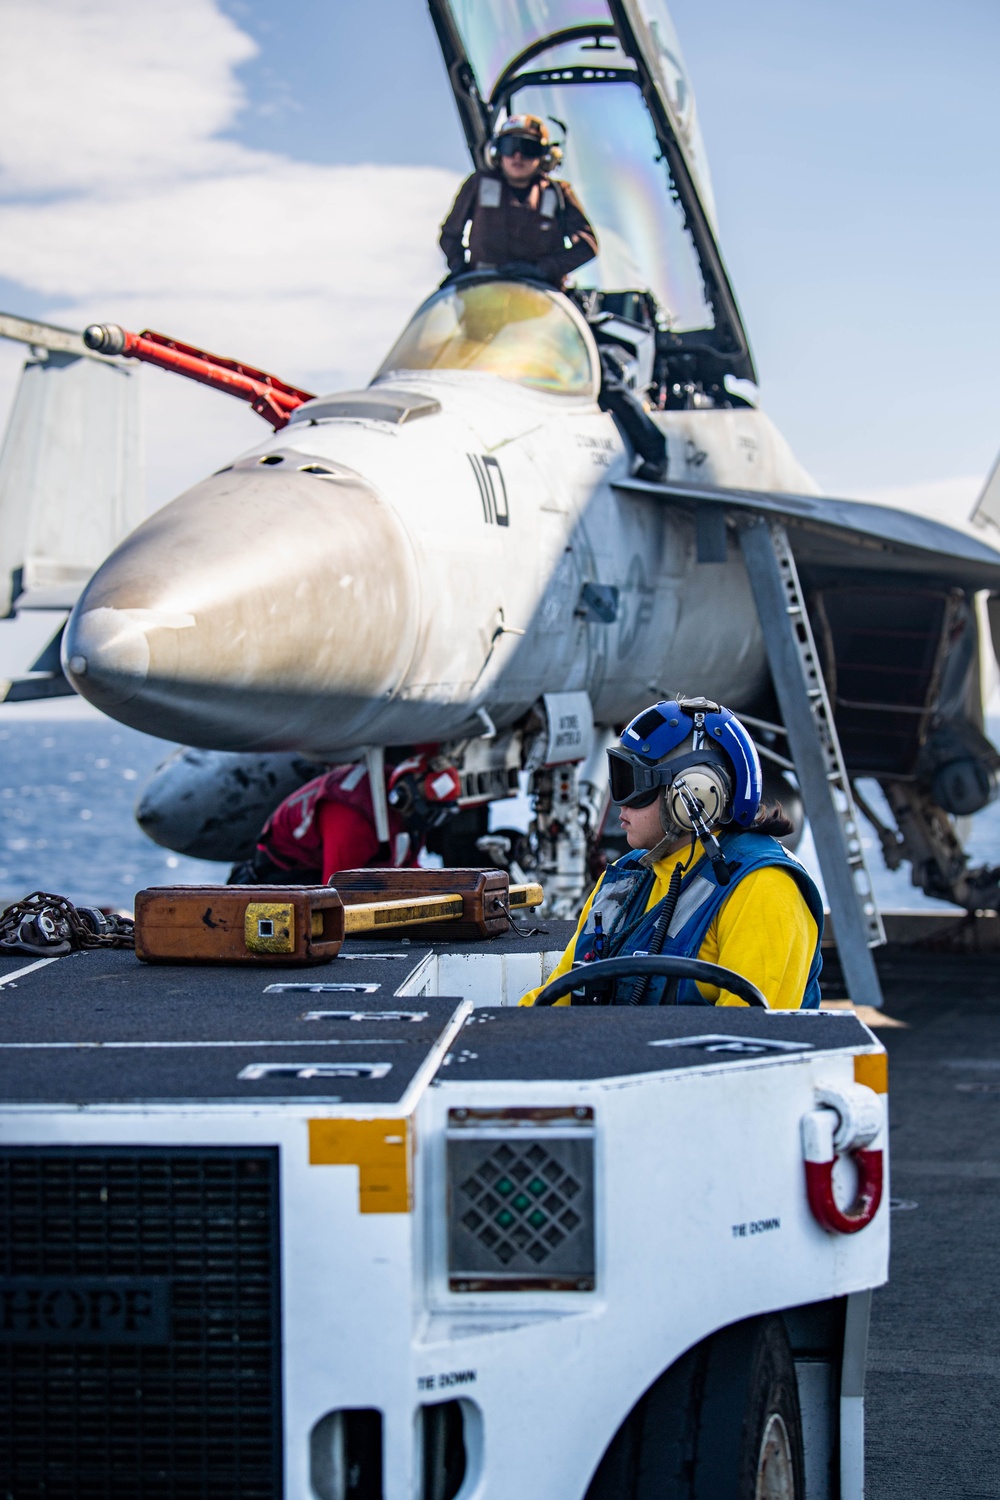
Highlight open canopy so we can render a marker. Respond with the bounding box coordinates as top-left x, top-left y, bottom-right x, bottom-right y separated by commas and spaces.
428, 0, 754, 380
